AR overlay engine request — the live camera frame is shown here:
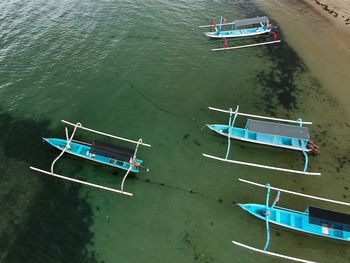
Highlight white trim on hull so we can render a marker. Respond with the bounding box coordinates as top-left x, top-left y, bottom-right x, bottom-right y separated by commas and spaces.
205, 29, 270, 39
